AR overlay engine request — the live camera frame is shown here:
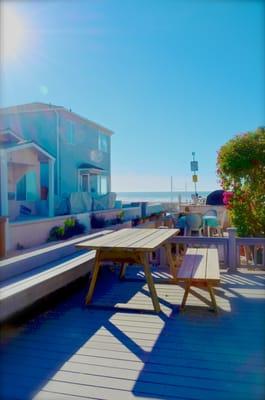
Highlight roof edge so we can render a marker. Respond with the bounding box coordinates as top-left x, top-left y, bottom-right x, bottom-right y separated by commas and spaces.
0, 102, 114, 136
